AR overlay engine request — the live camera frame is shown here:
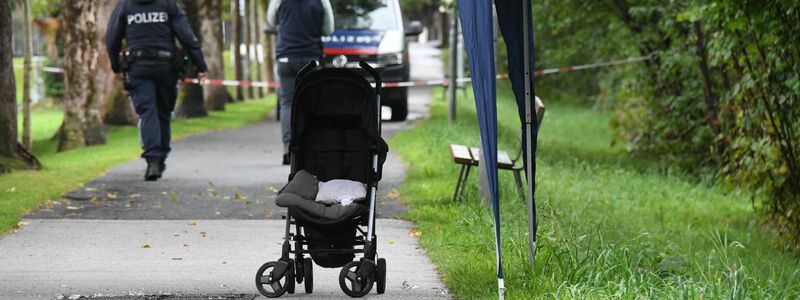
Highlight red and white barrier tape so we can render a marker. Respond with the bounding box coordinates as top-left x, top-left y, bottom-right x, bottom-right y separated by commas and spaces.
40, 55, 650, 88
